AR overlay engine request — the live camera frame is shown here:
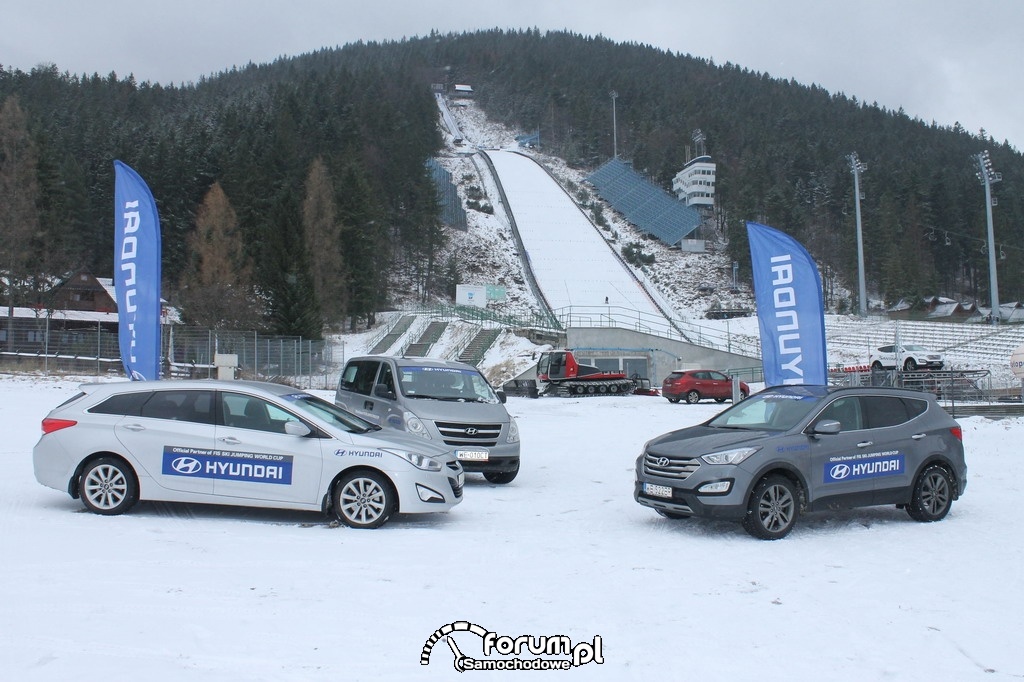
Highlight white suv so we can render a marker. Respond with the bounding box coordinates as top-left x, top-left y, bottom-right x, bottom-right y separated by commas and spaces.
33, 380, 464, 528
869, 344, 944, 371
